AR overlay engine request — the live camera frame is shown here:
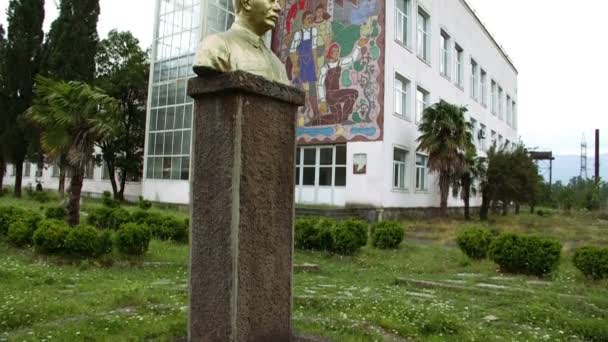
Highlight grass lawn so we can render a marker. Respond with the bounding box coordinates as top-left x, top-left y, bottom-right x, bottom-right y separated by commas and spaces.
1, 195, 608, 341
